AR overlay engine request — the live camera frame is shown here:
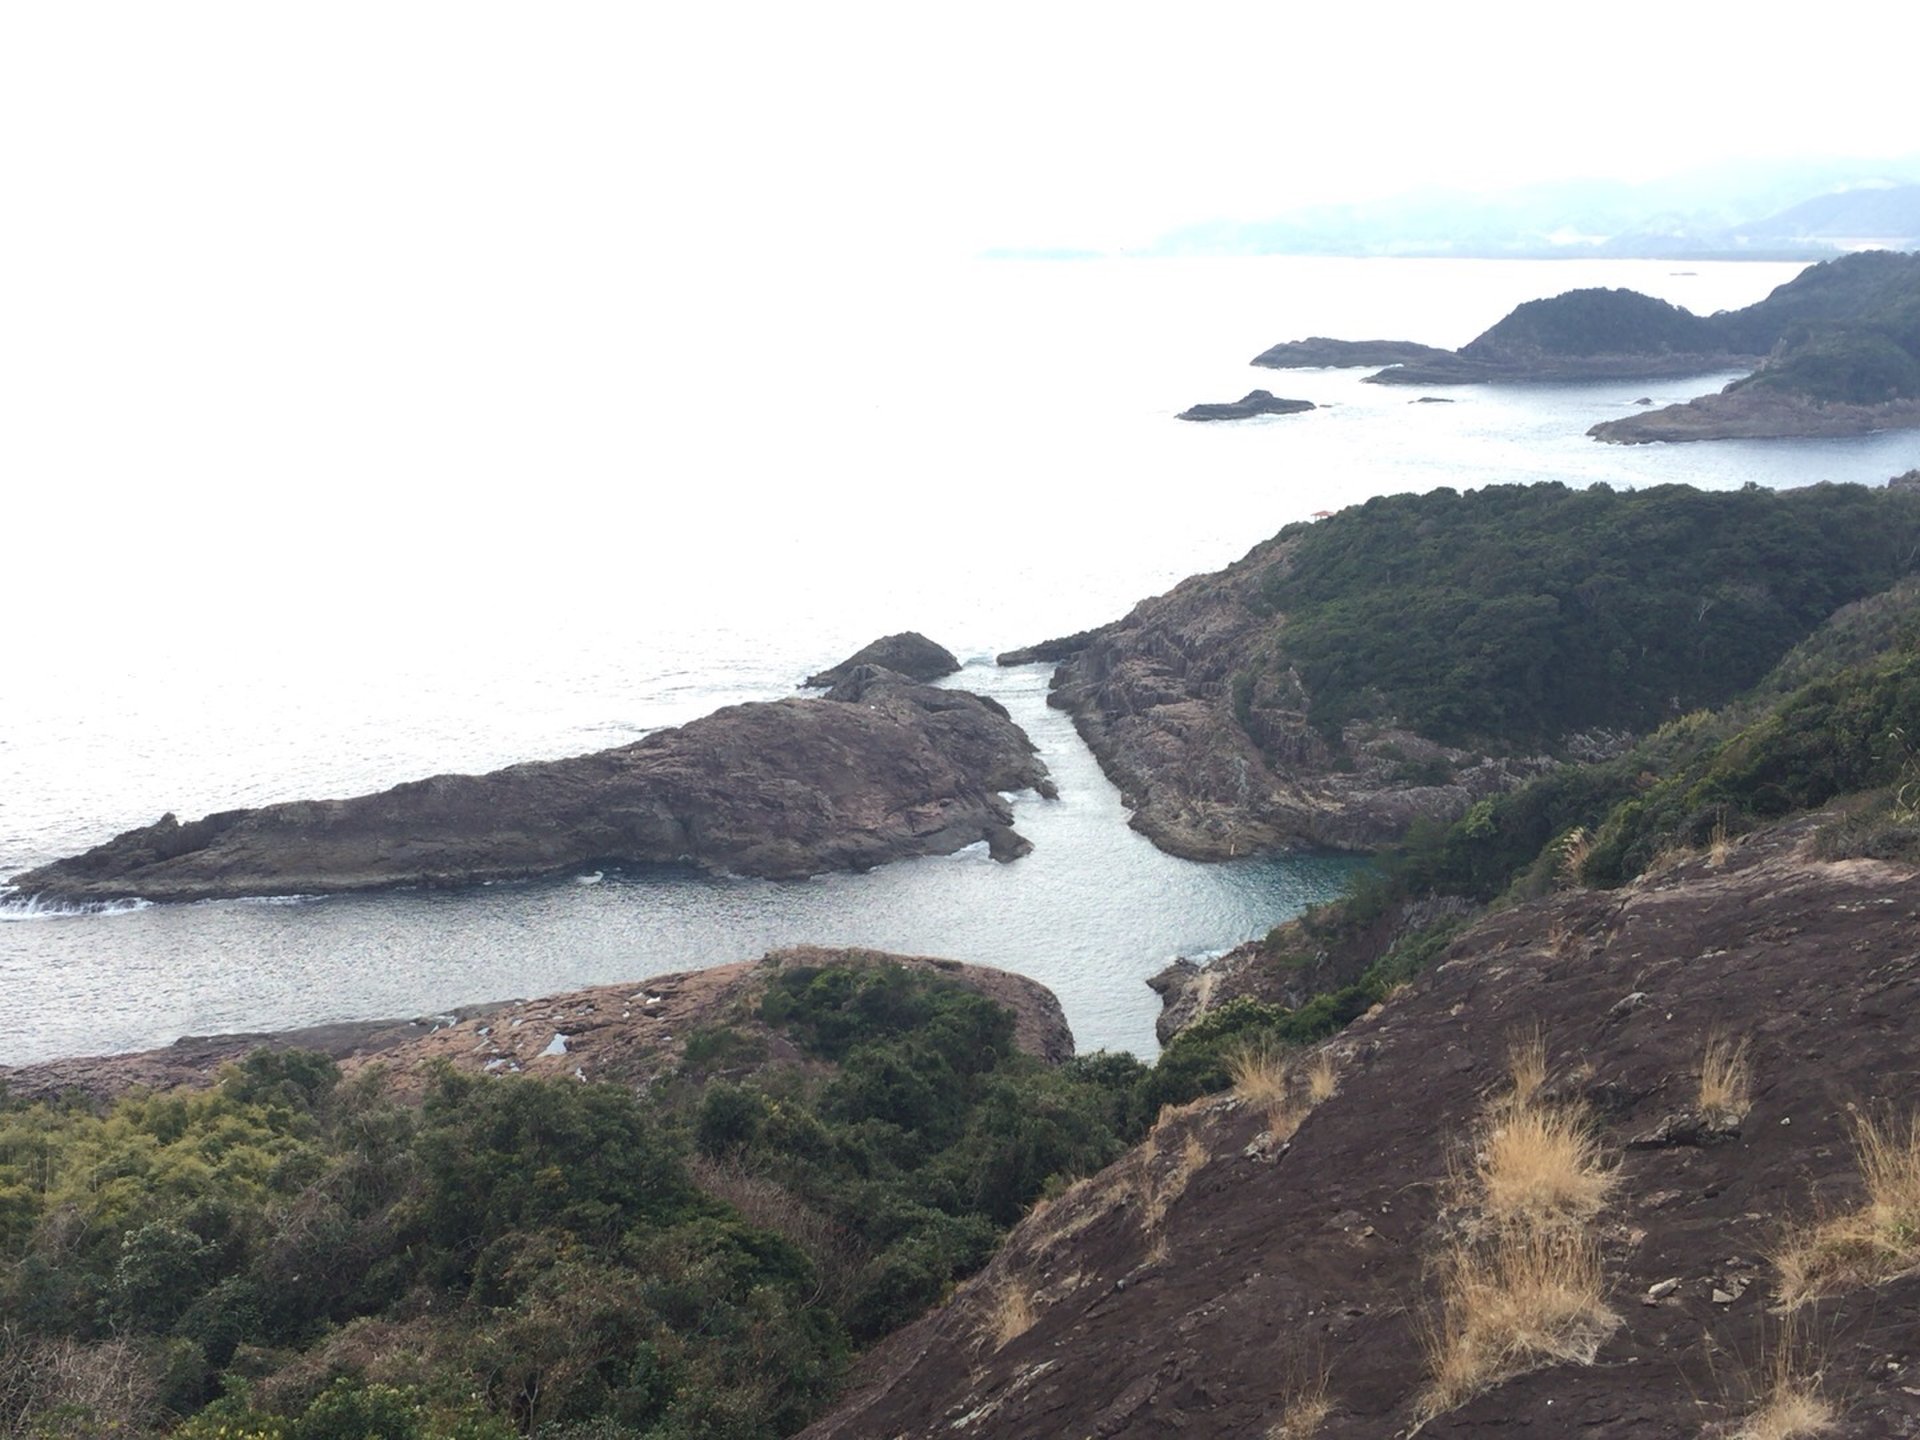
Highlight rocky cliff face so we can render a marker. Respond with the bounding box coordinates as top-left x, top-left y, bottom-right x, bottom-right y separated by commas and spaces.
7, 669, 1052, 904
1015, 535, 1549, 859
800, 818, 1920, 1437
0, 945, 1075, 1103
